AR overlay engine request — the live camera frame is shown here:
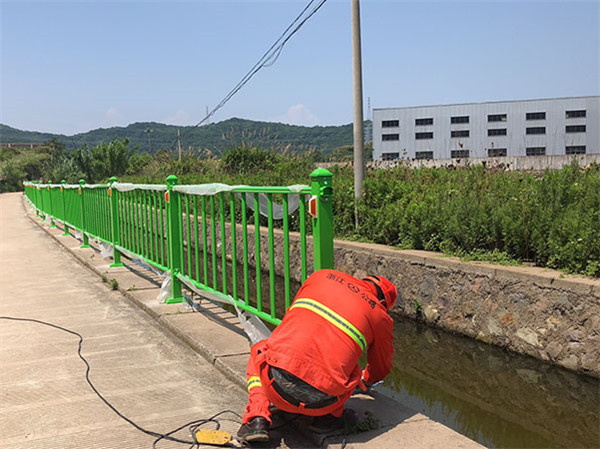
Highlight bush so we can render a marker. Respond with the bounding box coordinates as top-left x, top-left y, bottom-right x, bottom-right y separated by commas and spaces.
222, 146, 281, 175
117, 152, 599, 277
